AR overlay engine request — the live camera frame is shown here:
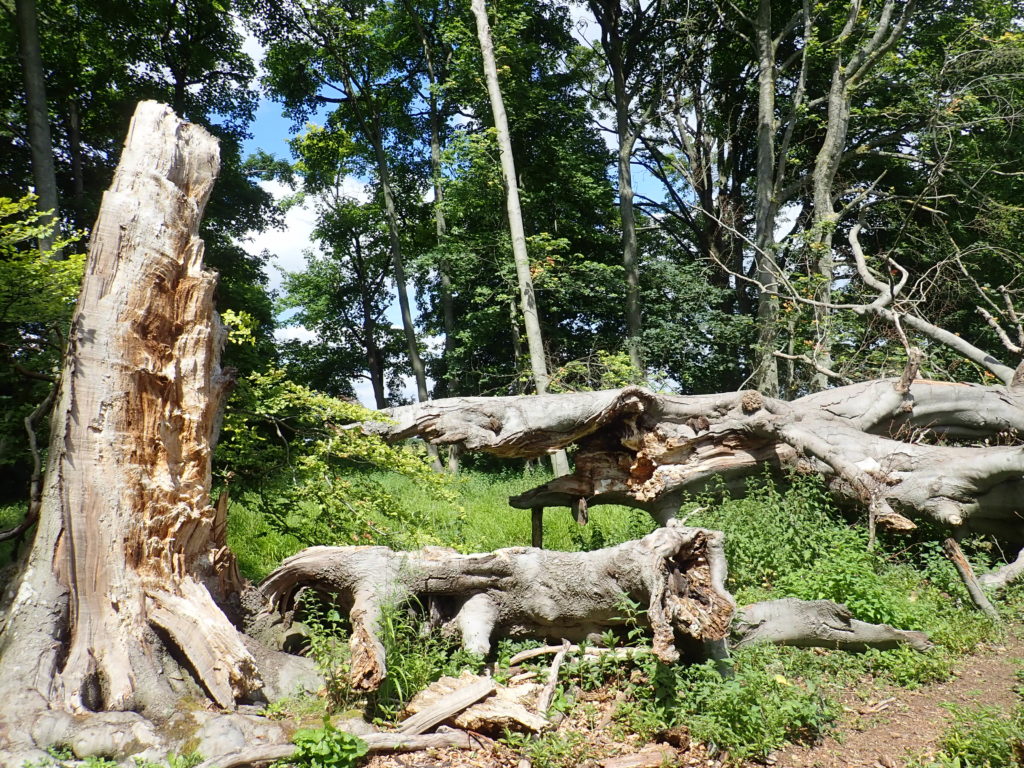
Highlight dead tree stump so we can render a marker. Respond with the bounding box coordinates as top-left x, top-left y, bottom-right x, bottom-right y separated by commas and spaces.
0, 102, 260, 759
